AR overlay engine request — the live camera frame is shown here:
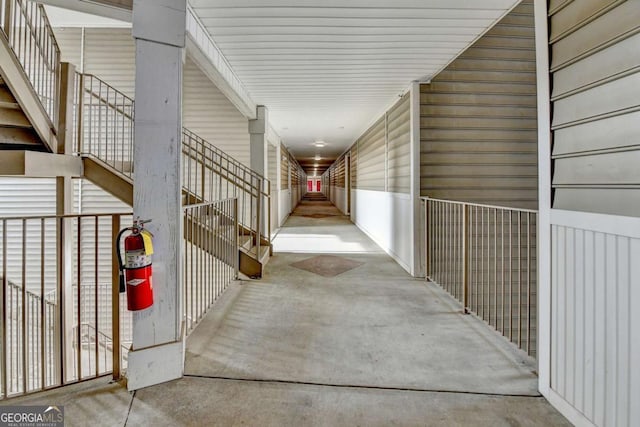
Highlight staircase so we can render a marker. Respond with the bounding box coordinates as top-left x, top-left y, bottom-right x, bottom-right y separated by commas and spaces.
0, 1, 271, 278
0, 0, 59, 153
74, 72, 271, 277
0, 76, 44, 150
